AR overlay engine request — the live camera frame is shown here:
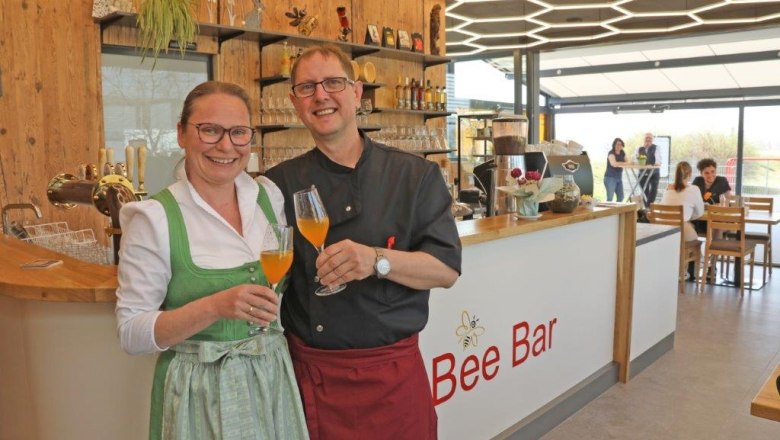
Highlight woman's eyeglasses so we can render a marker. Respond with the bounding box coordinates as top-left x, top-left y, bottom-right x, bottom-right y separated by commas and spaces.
189, 123, 255, 146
